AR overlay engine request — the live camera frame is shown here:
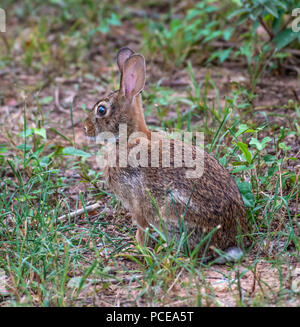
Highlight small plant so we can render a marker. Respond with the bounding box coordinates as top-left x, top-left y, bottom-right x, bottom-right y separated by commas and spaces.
138, 1, 236, 67
230, 0, 300, 51
227, 122, 299, 254
237, 41, 275, 92
229, 0, 300, 90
